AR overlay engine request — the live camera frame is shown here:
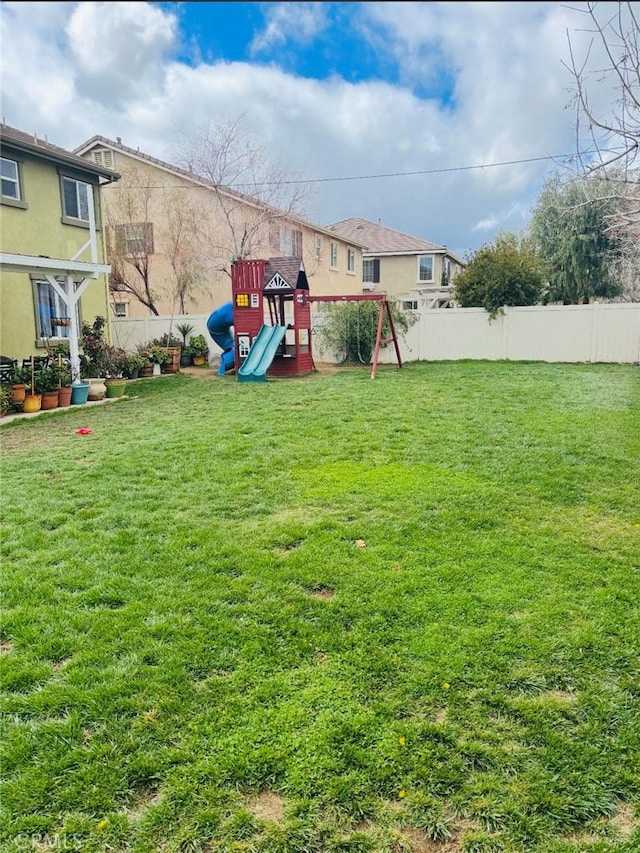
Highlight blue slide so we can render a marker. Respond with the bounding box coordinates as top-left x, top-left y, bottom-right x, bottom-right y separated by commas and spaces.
237, 325, 287, 383
206, 301, 235, 376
